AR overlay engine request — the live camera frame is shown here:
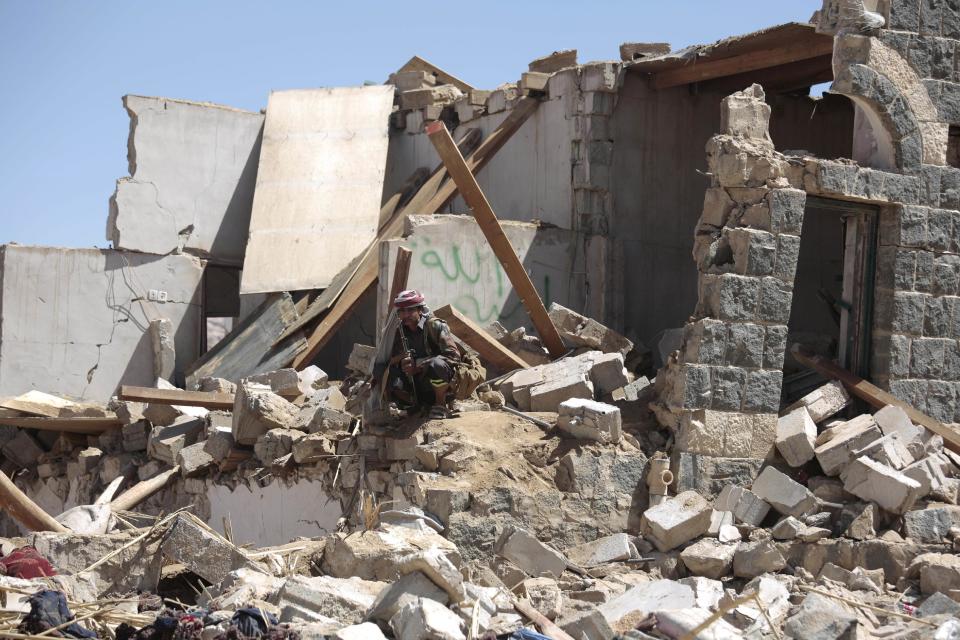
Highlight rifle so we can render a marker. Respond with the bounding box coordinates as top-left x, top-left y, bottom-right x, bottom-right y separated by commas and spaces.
398, 325, 418, 405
